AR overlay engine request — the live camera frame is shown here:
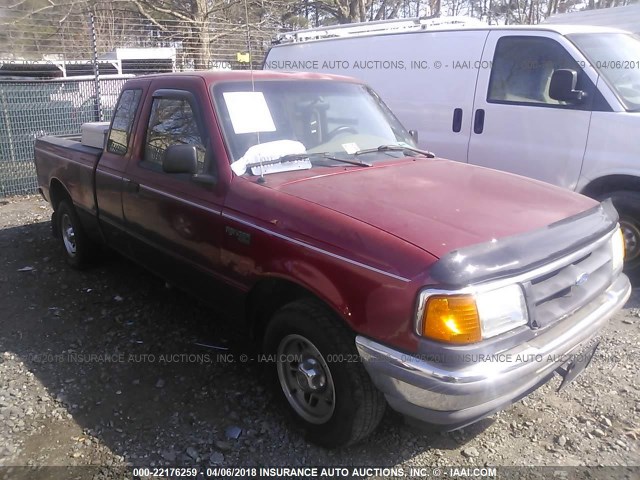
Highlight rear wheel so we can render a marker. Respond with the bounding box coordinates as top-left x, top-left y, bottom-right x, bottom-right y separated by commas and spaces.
599, 191, 640, 272
56, 200, 96, 269
263, 299, 385, 448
